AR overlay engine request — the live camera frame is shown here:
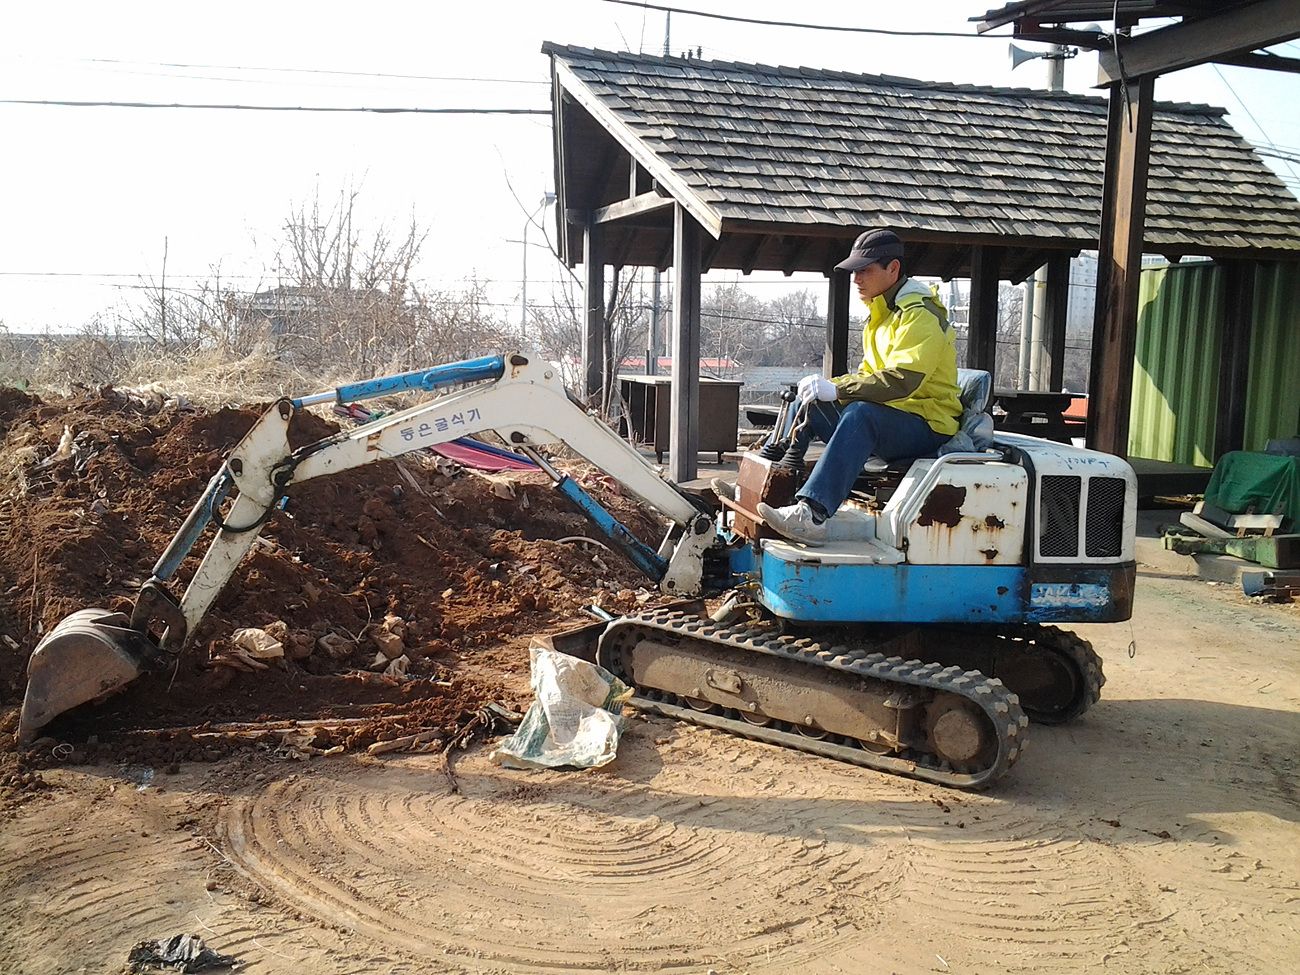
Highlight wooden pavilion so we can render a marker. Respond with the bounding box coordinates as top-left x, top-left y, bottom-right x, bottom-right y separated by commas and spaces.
545, 33, 1300, 481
